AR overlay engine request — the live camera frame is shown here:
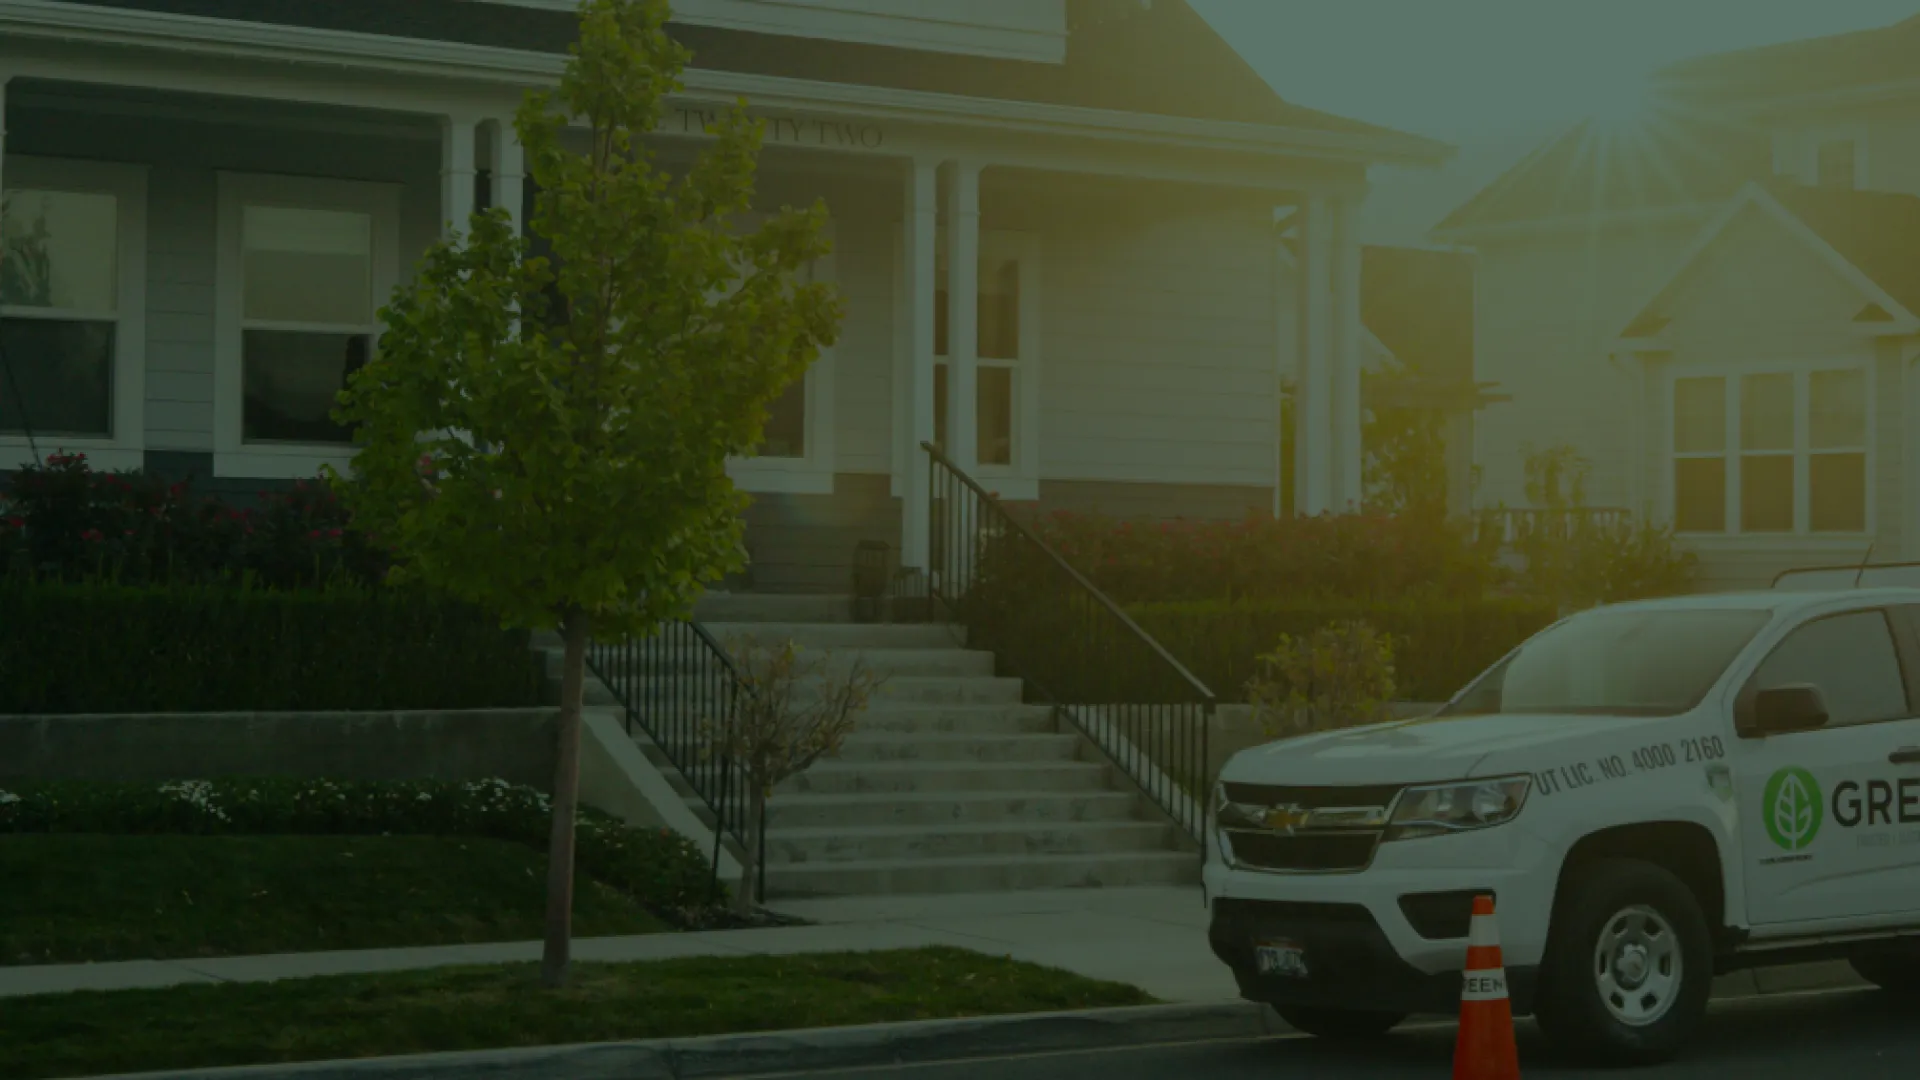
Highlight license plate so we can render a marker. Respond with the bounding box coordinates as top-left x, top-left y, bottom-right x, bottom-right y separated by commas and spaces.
1255, 940, 1309, 978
